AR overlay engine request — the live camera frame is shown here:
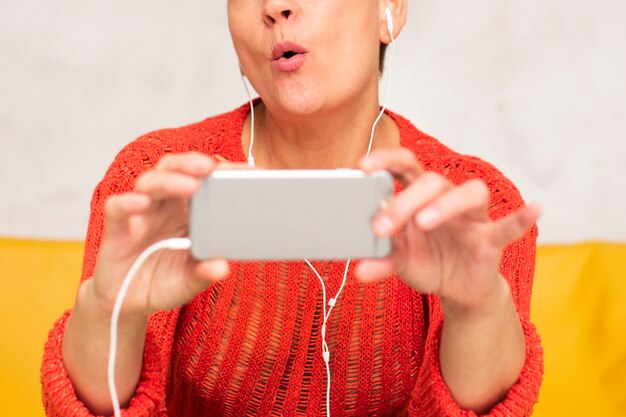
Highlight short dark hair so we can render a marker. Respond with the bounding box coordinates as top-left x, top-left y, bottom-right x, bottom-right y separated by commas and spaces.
379, 43, 388, 73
